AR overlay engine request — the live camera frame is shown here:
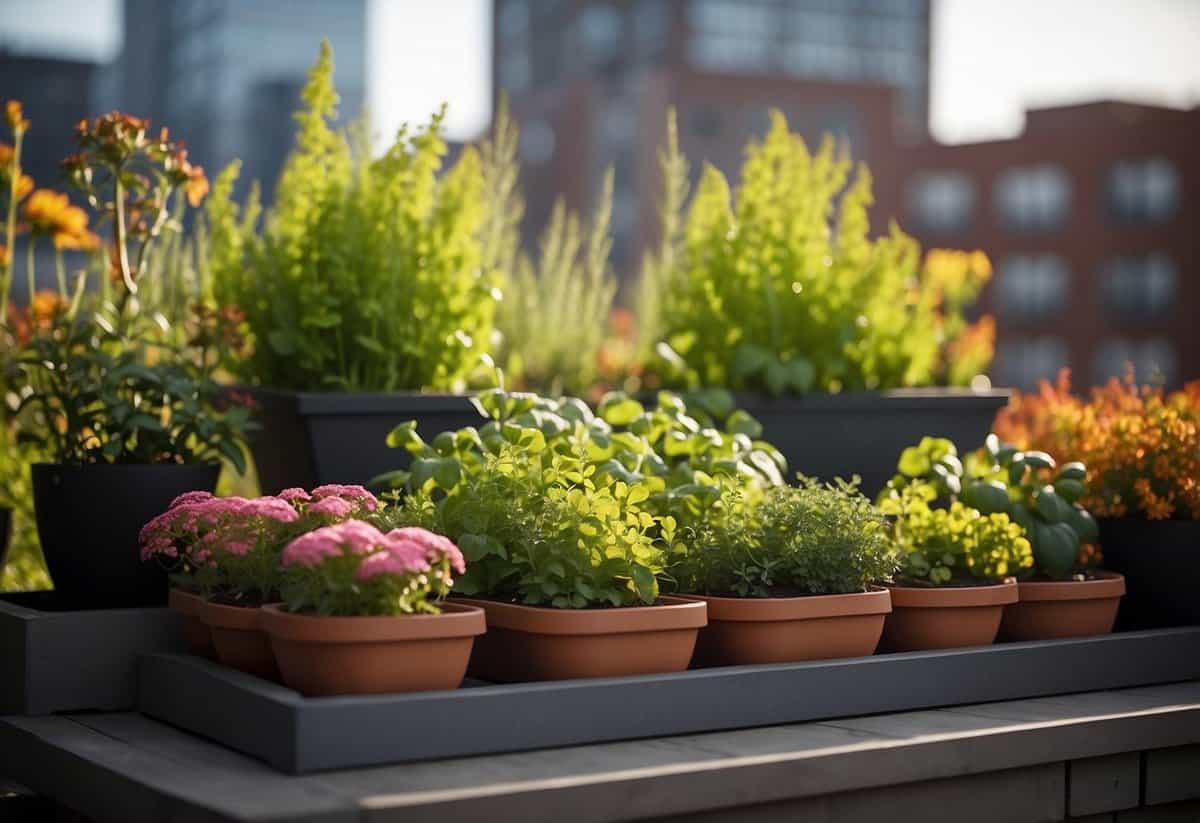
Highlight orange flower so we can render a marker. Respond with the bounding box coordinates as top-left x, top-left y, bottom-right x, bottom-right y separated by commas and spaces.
995, 369, 1200, 521
5, 100, 29, 132
6, 289, 65, 344
22, 189, 100, 251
